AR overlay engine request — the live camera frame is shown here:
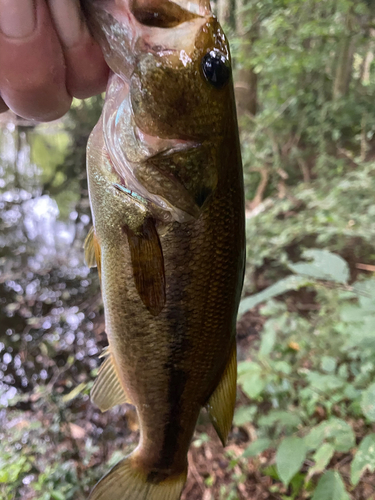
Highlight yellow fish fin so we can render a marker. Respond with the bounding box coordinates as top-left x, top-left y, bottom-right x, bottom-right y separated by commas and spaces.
206, 342, 237, 446
89, 455, 187, 500
124, 217, 166, 317
99, 346, 109, 359
84, 226, 102, 281
91, 348, 132, 412
84, 226, 96, 268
